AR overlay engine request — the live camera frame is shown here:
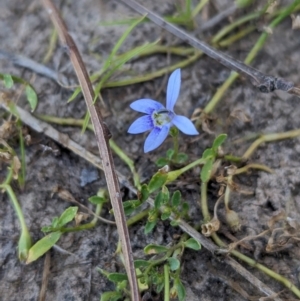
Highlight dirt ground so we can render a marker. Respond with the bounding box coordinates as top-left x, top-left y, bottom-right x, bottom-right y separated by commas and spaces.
1, 0, 300, 300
